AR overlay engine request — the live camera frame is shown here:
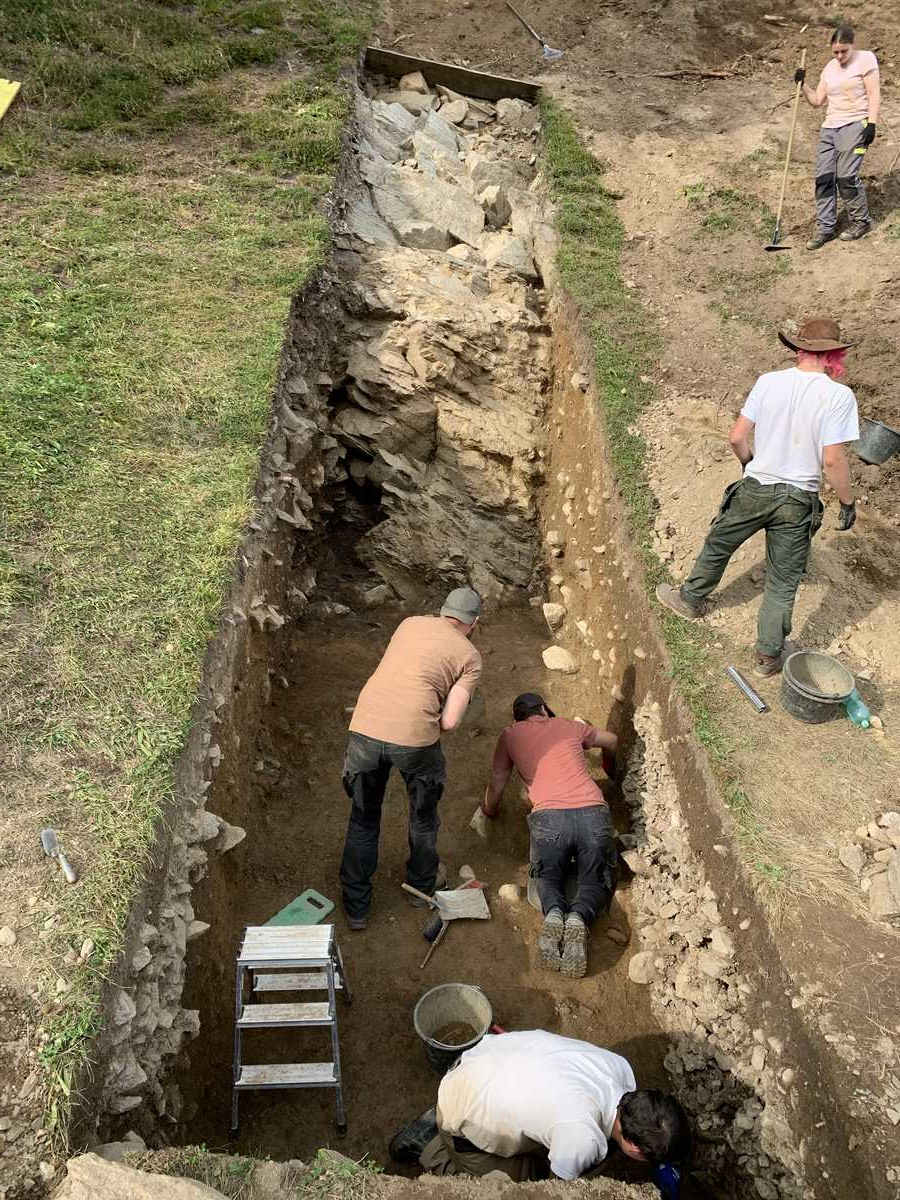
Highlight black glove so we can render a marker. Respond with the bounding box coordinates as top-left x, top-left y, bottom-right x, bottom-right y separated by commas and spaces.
794, 67, 806, 84
838, 501, 857, 531
860, 122, 876, 147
